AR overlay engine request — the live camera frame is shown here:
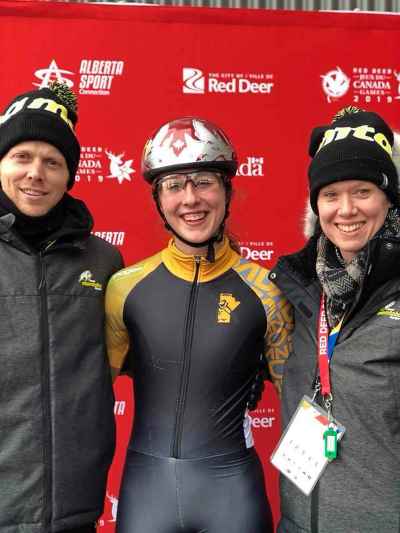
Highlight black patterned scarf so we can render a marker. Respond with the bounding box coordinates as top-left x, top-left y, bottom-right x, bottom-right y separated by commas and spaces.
316, 207, 400, 327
